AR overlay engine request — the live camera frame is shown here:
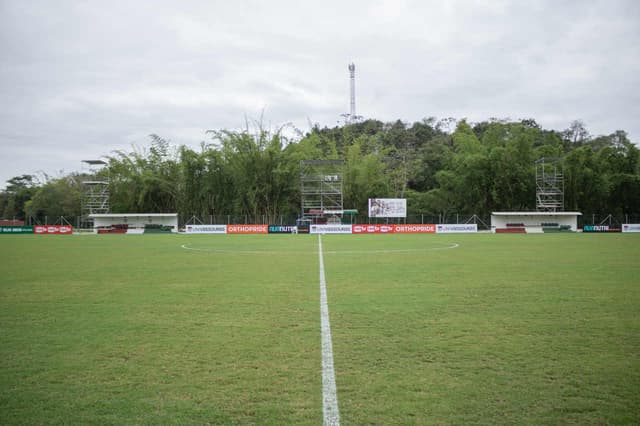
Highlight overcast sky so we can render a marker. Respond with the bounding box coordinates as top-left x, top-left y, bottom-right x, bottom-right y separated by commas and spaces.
1, 0, 639, 189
